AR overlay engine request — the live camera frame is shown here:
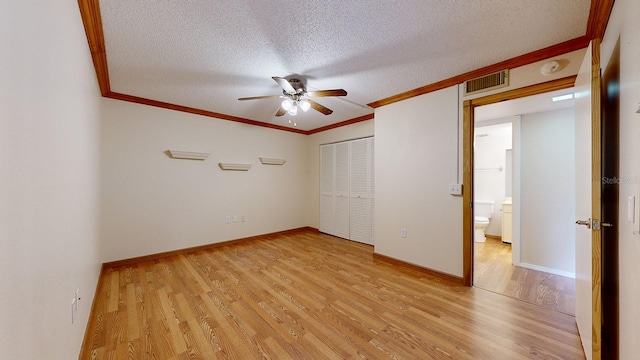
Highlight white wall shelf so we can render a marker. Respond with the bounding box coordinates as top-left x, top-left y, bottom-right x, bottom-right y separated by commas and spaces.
259, 157, 286, 165
167, 150, 209, 161
218, 162, 252, 171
